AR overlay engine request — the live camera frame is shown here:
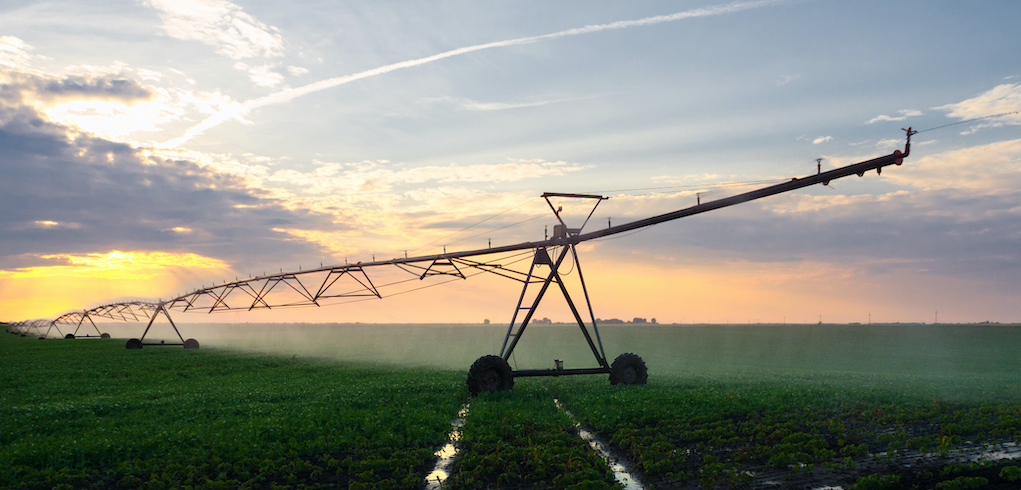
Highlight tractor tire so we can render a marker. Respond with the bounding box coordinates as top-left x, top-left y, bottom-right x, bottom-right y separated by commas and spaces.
609, 353, 648, 385
64, 333, 75, 339
183, 338, 200, 349
126, 338, 143, 349
467, 355, 514, 396
101, 333, 111, 339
